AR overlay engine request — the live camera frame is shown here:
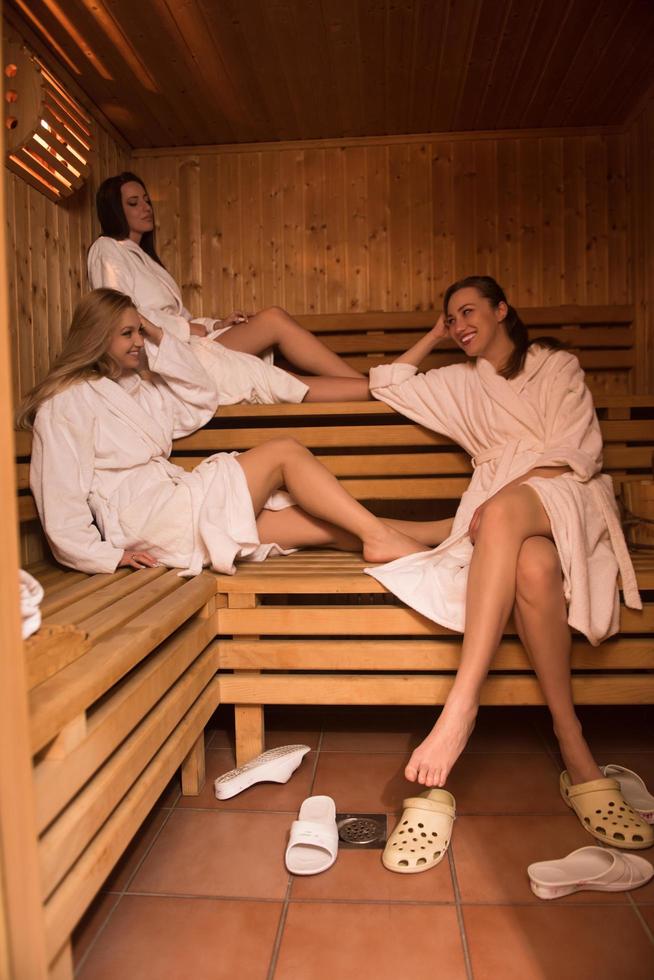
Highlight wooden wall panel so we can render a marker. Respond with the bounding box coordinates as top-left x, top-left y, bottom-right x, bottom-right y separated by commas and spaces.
133, 130, 632, 322
628, 92, 654, 393
6, 123, 130, 404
